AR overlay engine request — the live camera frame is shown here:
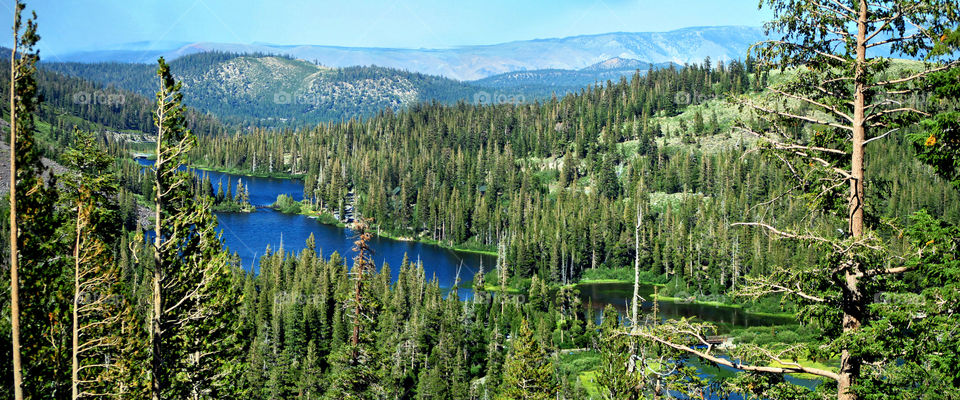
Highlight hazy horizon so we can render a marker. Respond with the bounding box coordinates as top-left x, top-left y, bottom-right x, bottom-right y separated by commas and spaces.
0, 0, 772, 57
